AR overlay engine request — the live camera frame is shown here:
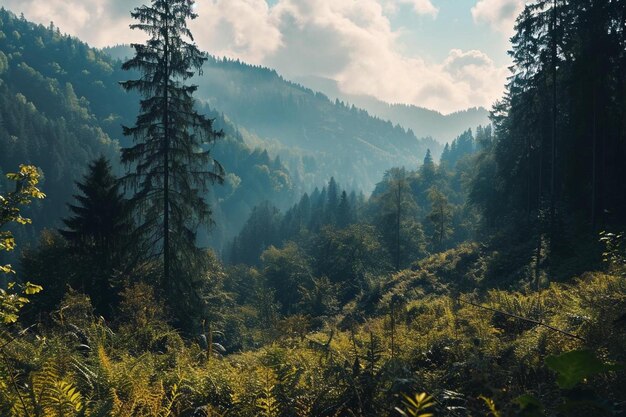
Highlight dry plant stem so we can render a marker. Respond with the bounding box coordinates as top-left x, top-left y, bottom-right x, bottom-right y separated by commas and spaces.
0, 346, 30, 417
457, 298, 586, 342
